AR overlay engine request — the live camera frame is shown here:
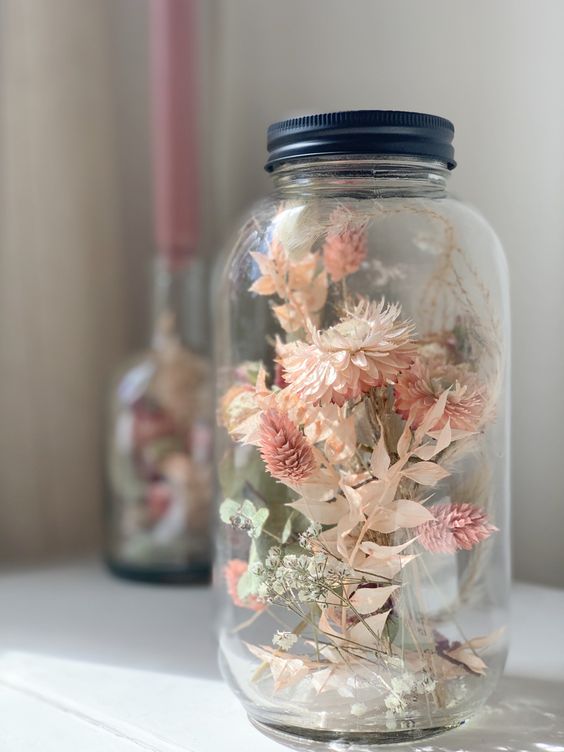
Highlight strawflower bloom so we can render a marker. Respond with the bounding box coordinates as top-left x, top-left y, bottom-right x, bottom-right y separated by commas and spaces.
394, 358, 485, 431
259, 409, 316, 482
280, 299, 416, 406
417, 502, 497, 554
